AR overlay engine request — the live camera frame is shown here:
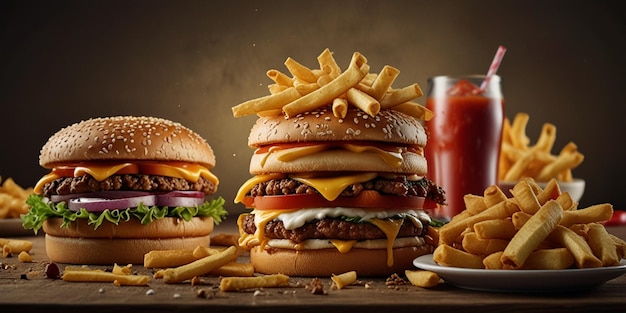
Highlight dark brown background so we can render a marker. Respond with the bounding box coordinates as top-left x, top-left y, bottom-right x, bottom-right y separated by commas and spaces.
1, 0, 624, 216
